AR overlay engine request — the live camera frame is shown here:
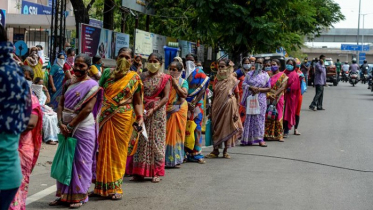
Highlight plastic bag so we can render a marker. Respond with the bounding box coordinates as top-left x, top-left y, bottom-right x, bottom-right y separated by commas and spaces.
246, 94, 260, 115
51, 134, 77, 186
205, 119, 212, 146
185, 119, 197, 150
266, 104, 278, 120
301, 80, 307, 95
